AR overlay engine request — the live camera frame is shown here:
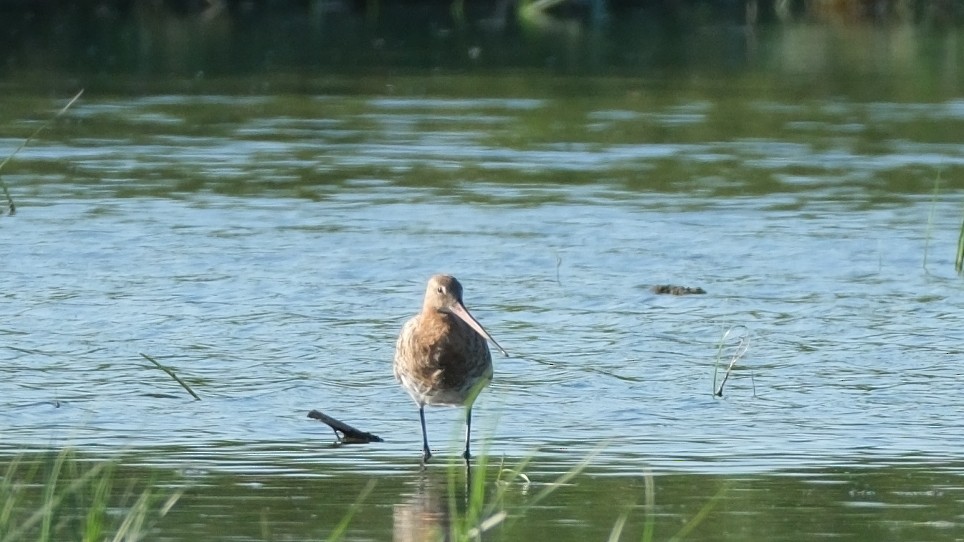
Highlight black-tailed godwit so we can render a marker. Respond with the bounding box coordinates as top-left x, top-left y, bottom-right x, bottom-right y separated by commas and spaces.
394, 274, 507, 463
